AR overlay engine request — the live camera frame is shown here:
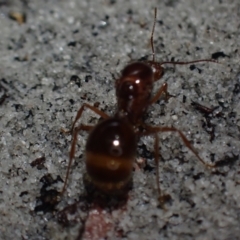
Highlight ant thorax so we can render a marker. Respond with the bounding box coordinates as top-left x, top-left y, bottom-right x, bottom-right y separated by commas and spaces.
116, 62, 154, 125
